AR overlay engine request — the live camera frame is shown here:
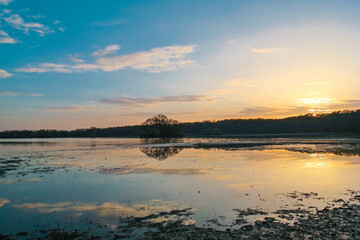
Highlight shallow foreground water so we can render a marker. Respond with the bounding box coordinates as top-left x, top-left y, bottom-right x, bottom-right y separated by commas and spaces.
0, 136, 360, 239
